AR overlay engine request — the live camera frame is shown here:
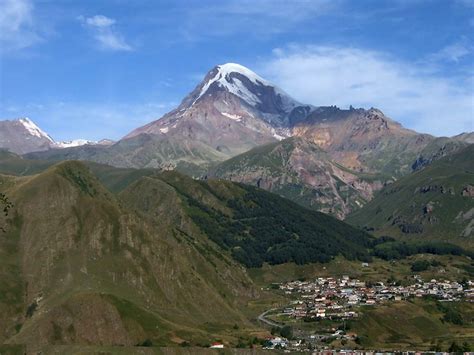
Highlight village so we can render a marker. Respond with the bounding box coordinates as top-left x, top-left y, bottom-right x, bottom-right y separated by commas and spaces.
256, 276, 474, 351
276, 275, 474, 321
